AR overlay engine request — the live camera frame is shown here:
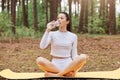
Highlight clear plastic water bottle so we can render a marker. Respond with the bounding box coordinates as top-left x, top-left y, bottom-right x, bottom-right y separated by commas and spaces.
47, 21, 59, 29
54, 21, 59, 27
47, 23, 52, 29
